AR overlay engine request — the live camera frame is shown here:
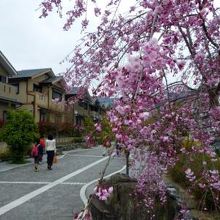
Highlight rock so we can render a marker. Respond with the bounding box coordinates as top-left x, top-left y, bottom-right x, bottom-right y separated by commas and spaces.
89, 173, 179, 220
